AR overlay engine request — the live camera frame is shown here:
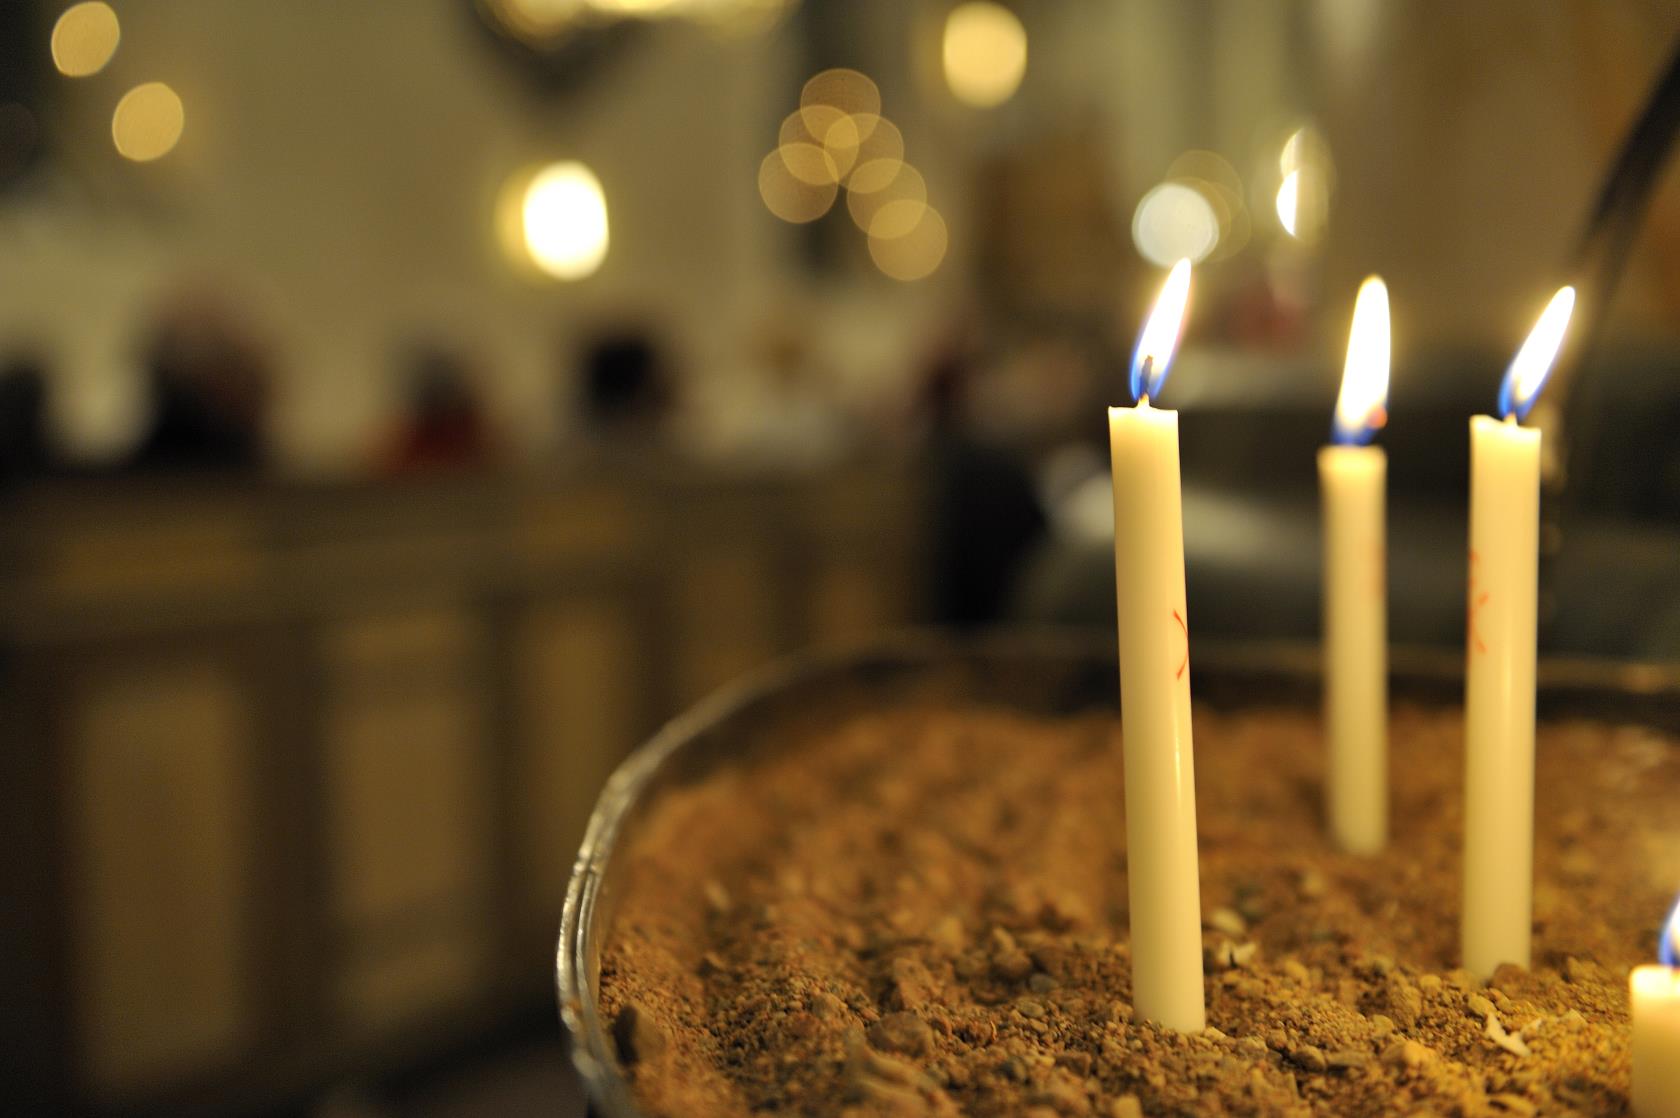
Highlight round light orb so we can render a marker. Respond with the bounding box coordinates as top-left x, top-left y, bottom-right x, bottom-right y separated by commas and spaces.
1131, 181, 1219, 267
111, 82, 184, 163
52, 2, 120, 78
758, 150, 837, 224
522, 161, 610, 280
869, 205, 948, 282
942, 2, 1027, 108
